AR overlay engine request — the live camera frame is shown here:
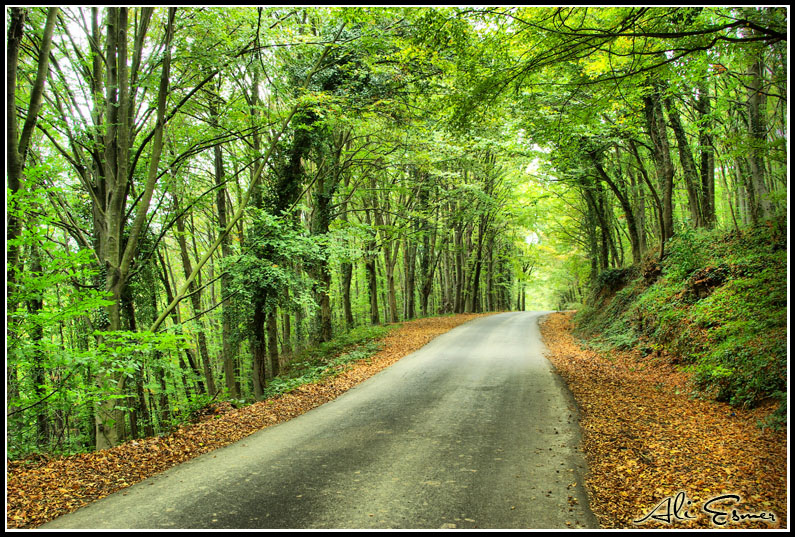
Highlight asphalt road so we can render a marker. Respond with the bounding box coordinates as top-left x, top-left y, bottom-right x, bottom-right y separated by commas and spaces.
43, 311, 598, 529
